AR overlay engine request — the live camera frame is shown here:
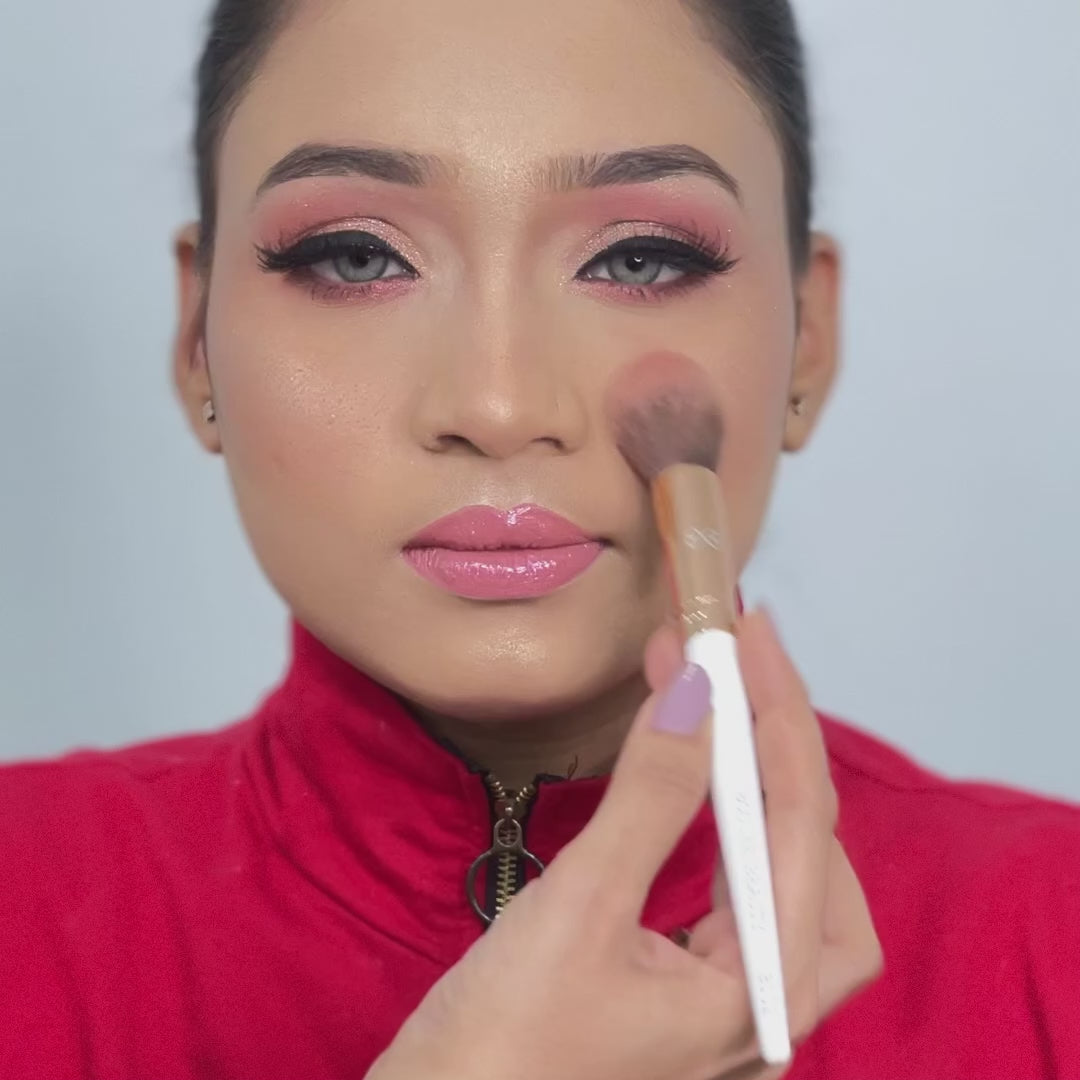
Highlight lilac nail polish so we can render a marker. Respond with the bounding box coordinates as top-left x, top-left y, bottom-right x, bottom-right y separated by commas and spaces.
651, 663, 712, 735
